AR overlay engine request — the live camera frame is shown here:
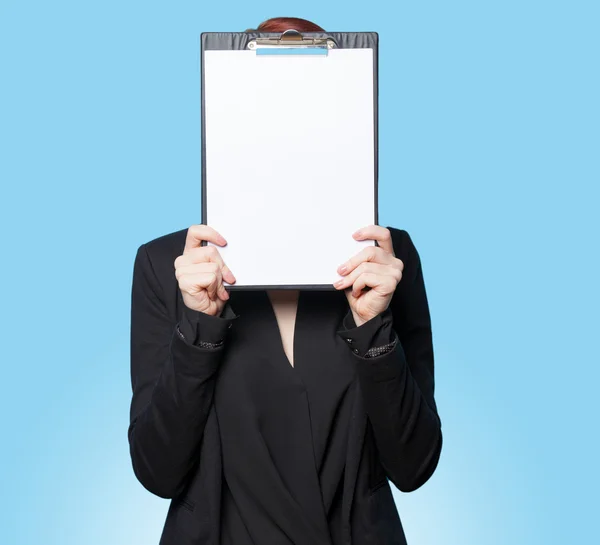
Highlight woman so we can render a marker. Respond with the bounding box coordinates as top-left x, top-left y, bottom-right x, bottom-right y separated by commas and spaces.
129, 16, 442, 545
